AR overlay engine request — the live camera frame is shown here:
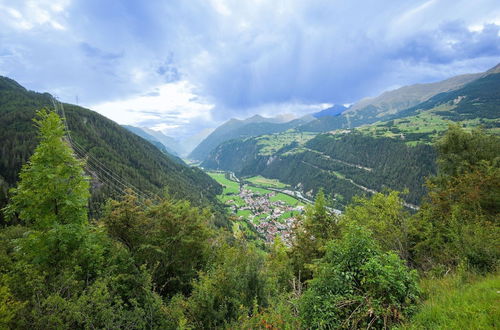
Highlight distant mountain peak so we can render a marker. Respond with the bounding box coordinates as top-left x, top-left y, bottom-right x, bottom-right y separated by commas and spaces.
313, 104, 347, 118
189, 113, 313, 161
484, 62, 500, 75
